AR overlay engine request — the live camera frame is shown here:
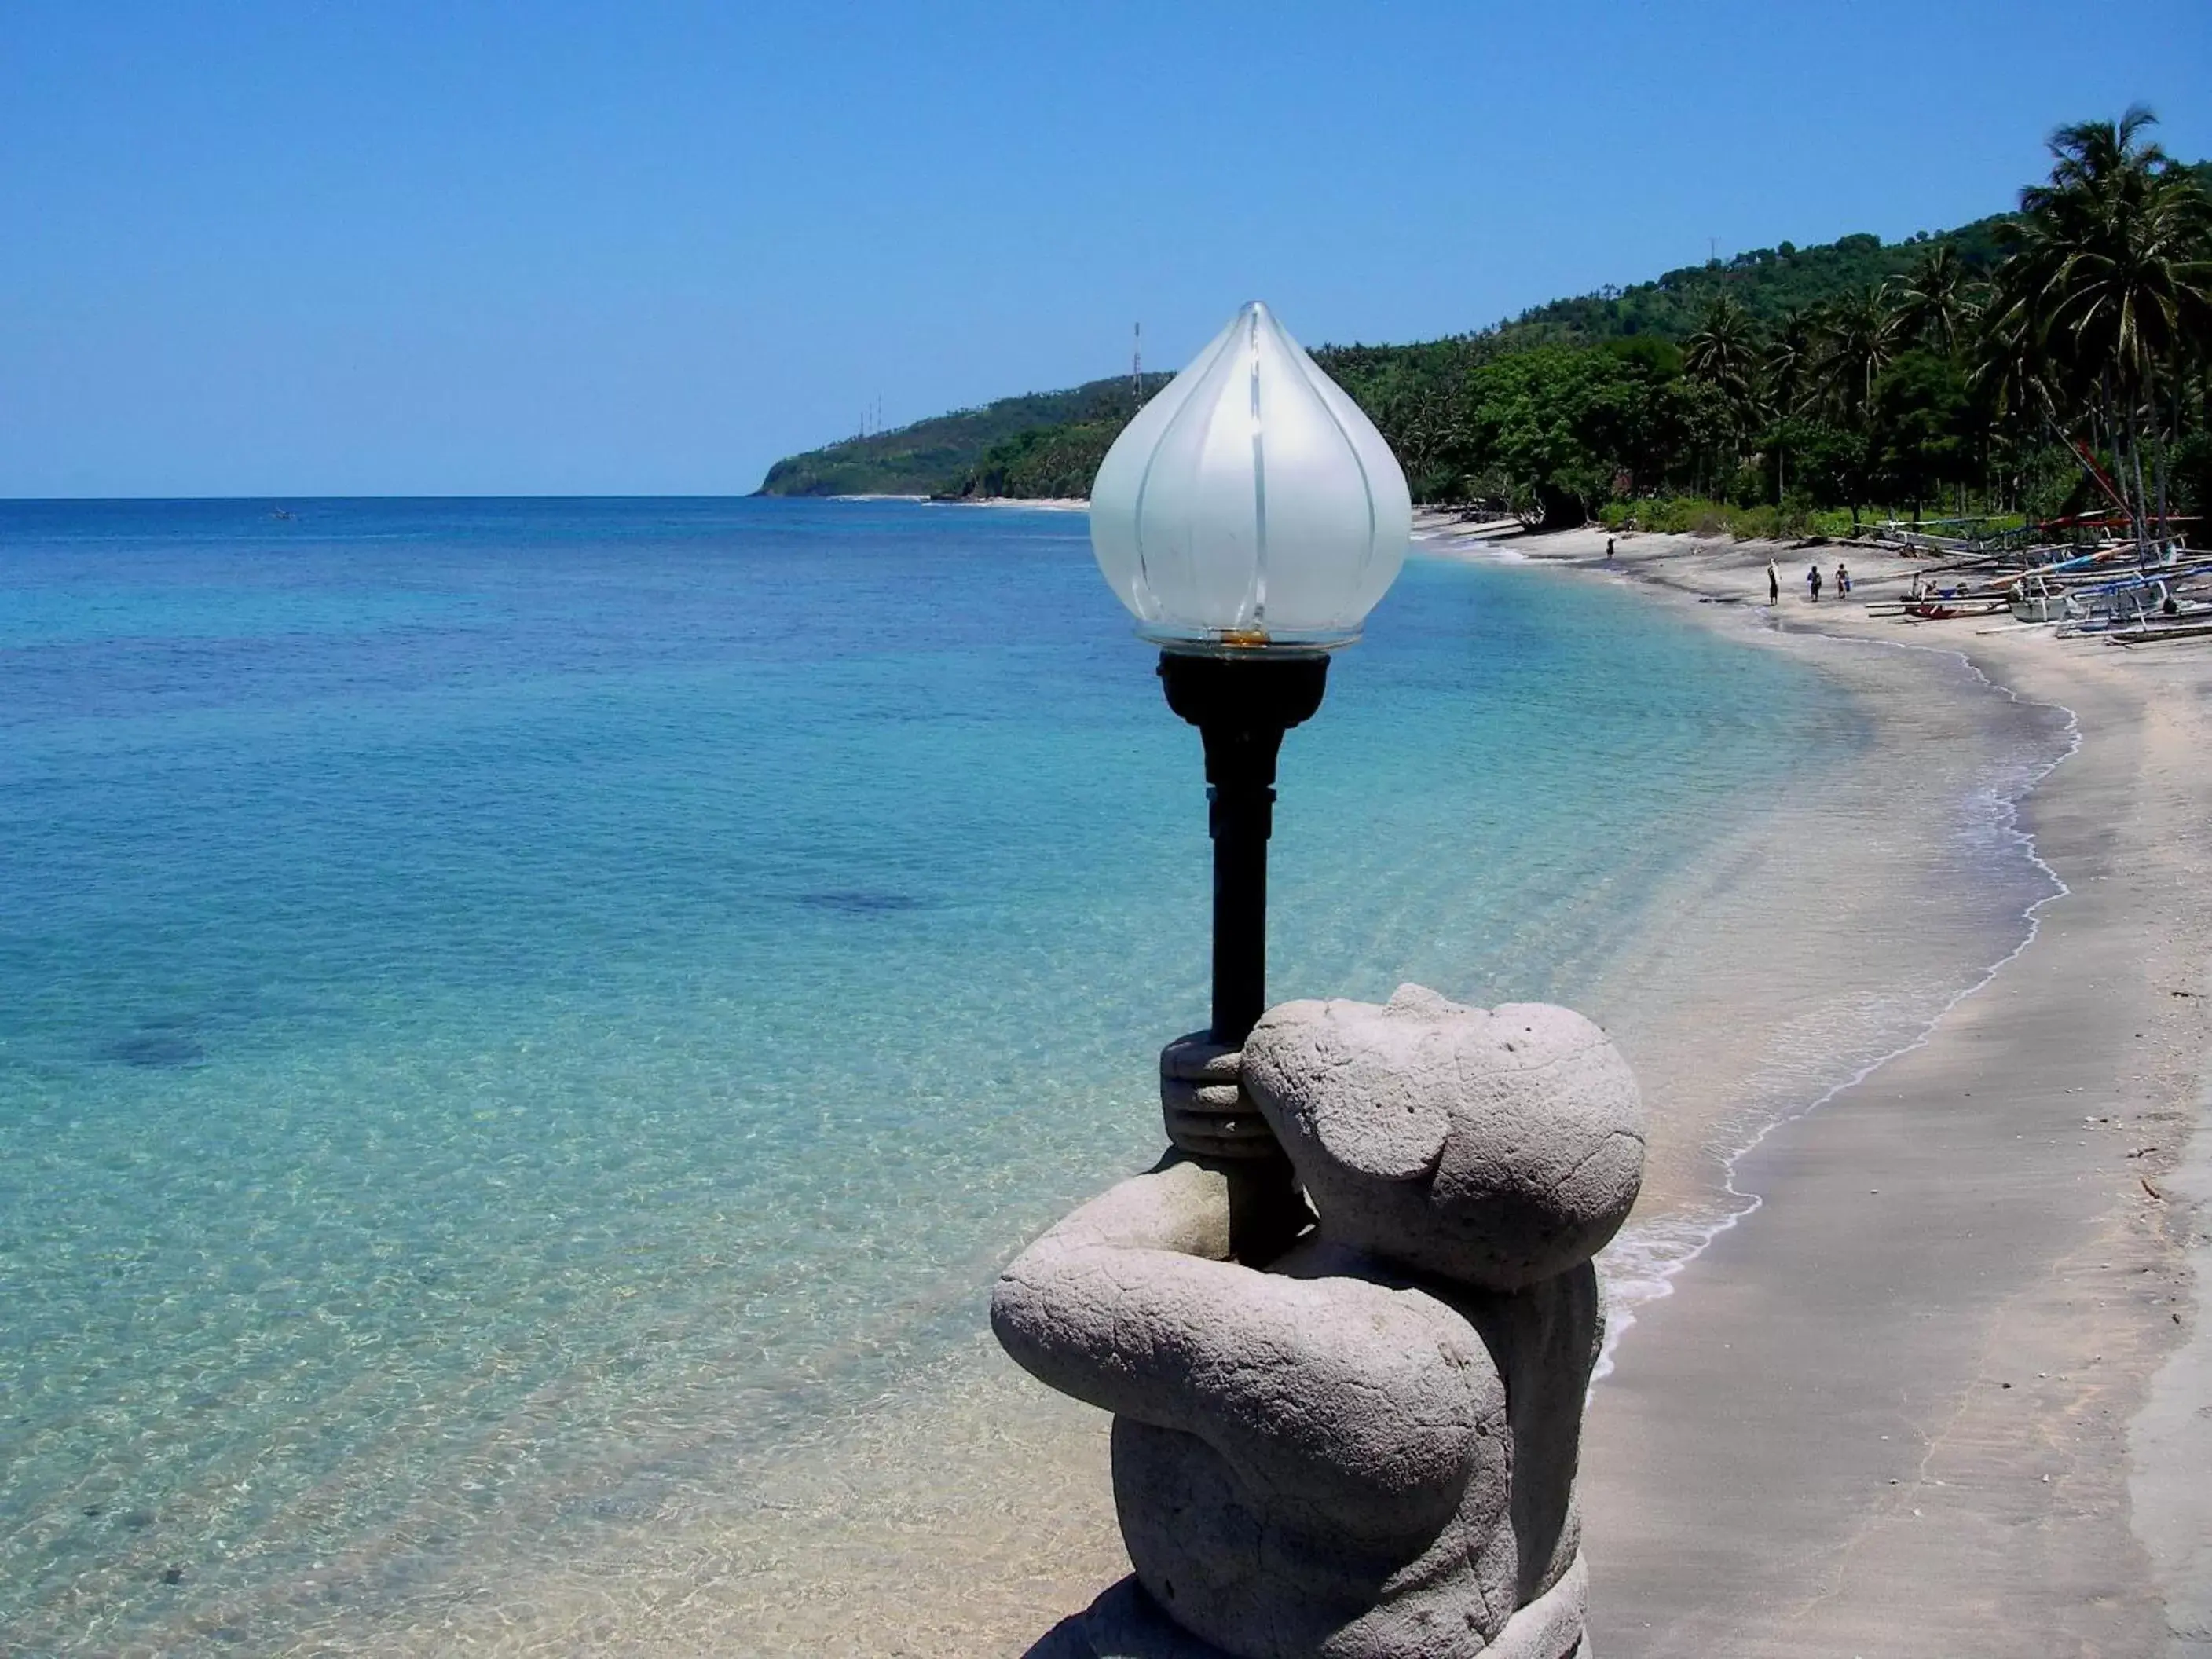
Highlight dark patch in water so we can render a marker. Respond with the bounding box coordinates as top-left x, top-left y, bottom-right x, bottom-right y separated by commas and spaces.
554, 1492, 657, 1519
100, 1031, 207, 1068
796, 891, 925, 915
